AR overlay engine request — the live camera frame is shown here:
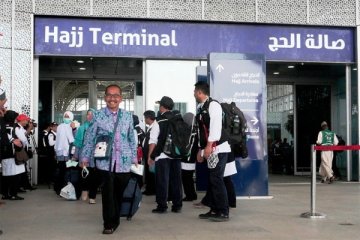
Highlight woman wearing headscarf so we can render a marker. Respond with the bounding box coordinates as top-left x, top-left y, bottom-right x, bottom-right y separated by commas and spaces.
73, 109, 99, 204
53, 111, 75, 195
